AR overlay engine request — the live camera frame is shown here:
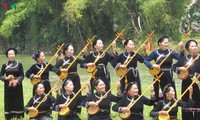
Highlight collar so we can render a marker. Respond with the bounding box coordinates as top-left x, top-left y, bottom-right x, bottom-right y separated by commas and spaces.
158, 48, 169, 53
94, 51, 103, 55
8, 60, 16, 64
125, 51, 134, 56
